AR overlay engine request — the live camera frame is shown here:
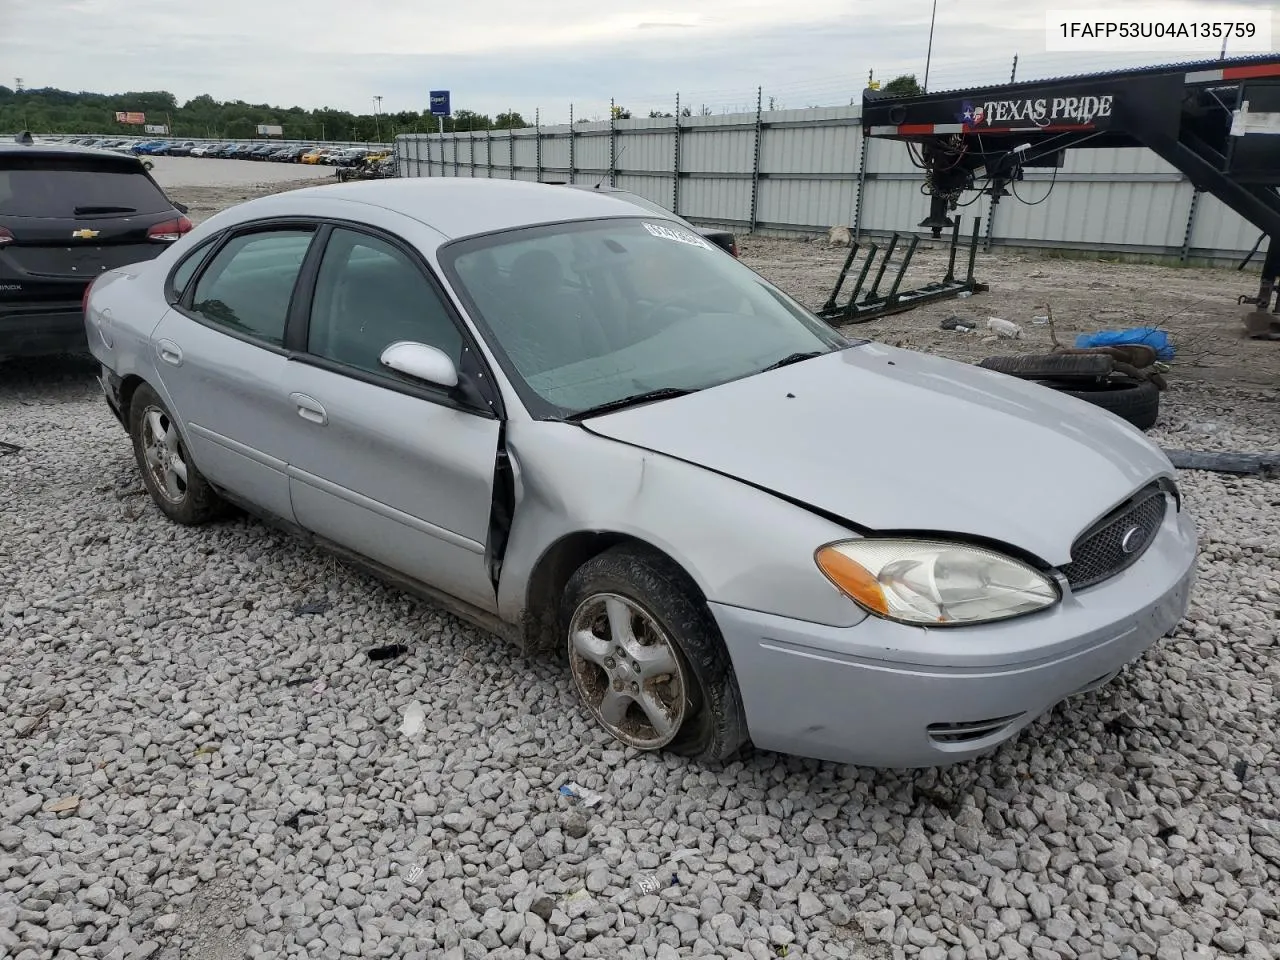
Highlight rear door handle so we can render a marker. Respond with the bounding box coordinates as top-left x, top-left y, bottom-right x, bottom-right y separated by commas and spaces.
156, 339, 183, 366
291, 392, 327, 425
